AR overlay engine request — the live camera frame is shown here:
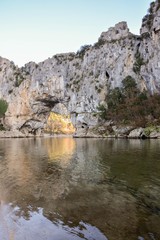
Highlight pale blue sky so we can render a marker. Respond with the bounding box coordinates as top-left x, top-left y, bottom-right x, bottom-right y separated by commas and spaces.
0, 0, 151, 66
